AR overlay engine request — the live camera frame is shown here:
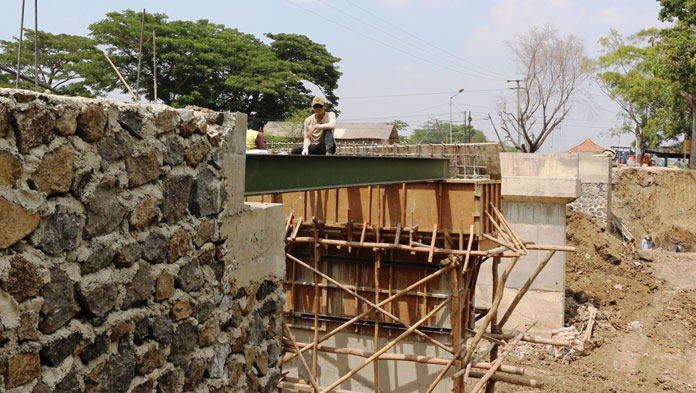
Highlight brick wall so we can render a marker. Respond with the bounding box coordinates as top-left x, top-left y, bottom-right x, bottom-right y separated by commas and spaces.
0, 88, 284, 392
